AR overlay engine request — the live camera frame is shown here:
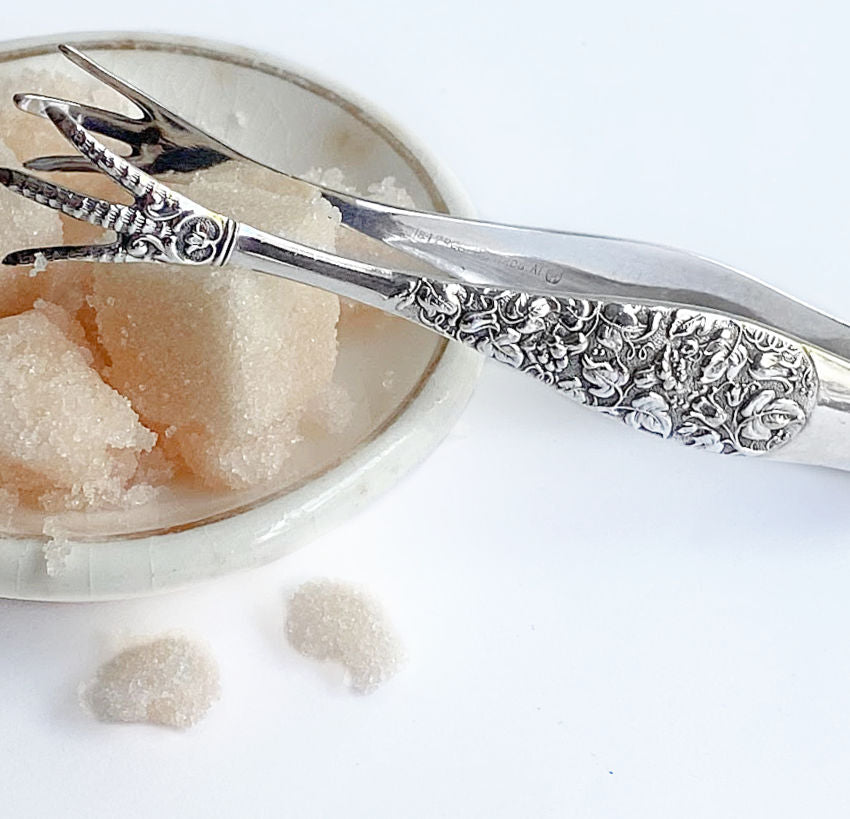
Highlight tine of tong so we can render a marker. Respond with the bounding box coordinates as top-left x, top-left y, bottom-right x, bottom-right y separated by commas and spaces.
0, 104, 234, 265
16, 93, 148, 138
0, 163, 139, 265
56, 43, 157, 115
17, 93, 151, 173
18, 45, 234, 175
40, 102, 159, 197
55, 43, 232, 145
0, 164, 137, 227
3, 242, 128, 266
